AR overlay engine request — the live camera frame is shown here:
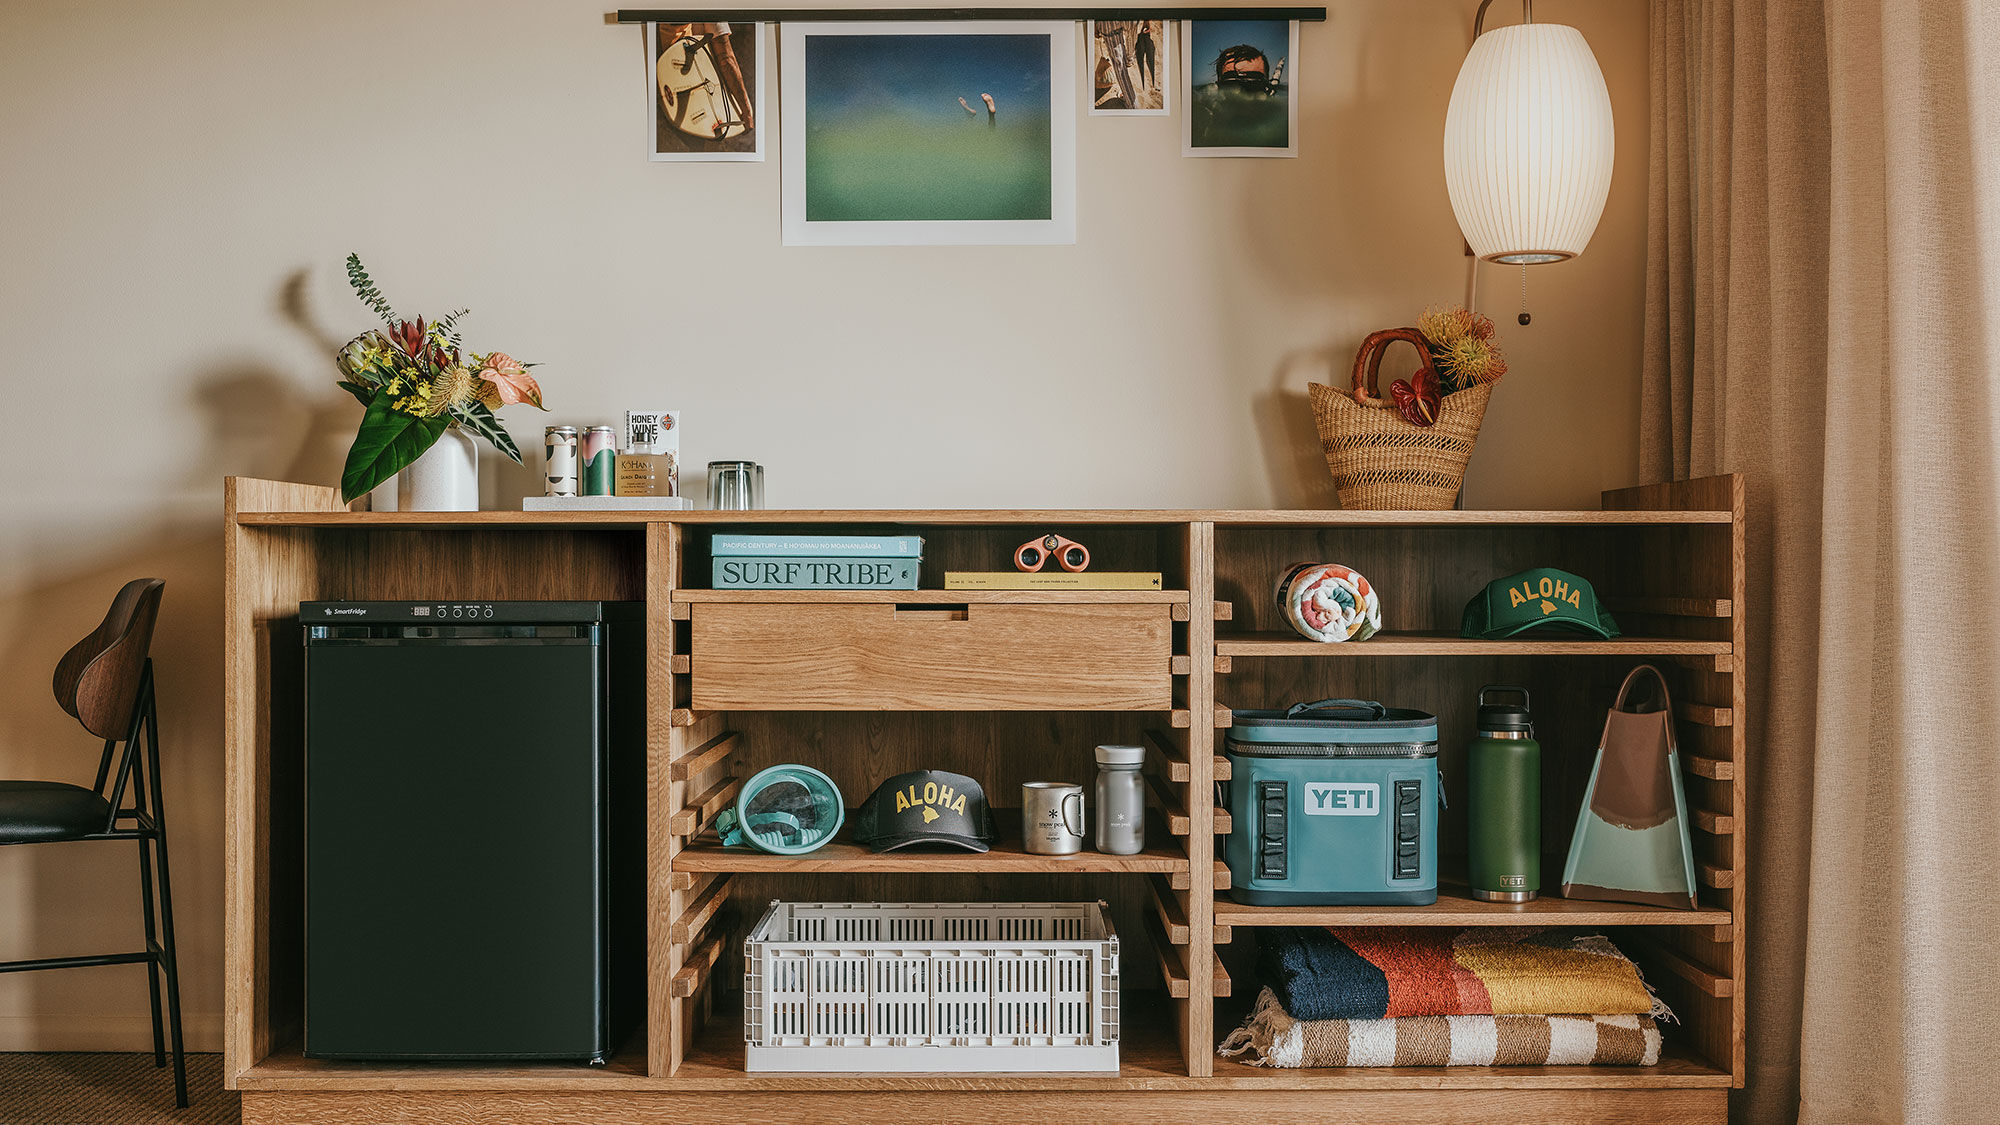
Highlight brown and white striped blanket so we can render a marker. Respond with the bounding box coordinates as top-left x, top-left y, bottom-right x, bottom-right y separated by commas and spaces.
1219, 987, 1662, 1068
